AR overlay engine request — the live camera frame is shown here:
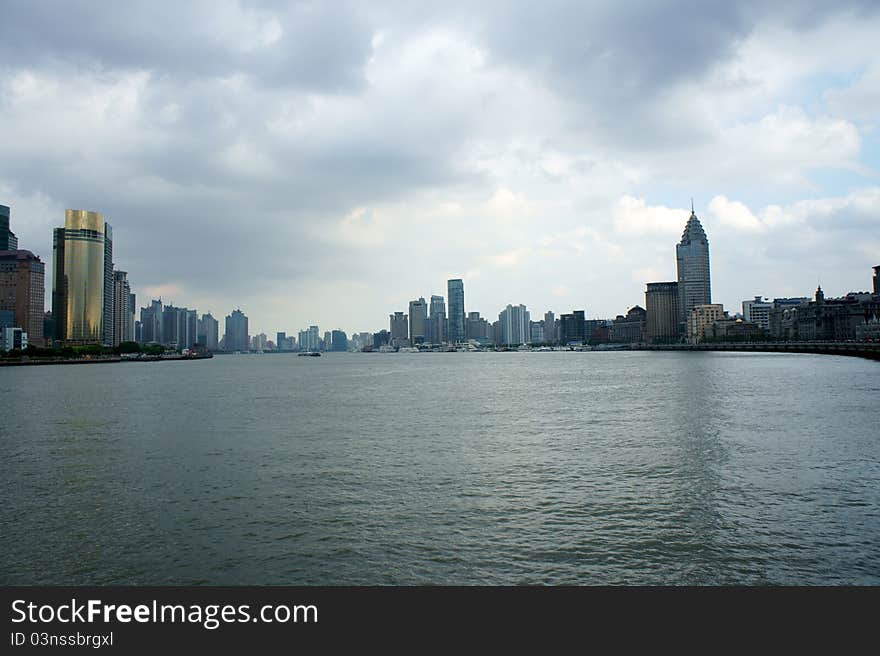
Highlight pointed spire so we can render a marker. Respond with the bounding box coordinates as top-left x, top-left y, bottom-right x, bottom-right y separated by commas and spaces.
691, 197, 694, 214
